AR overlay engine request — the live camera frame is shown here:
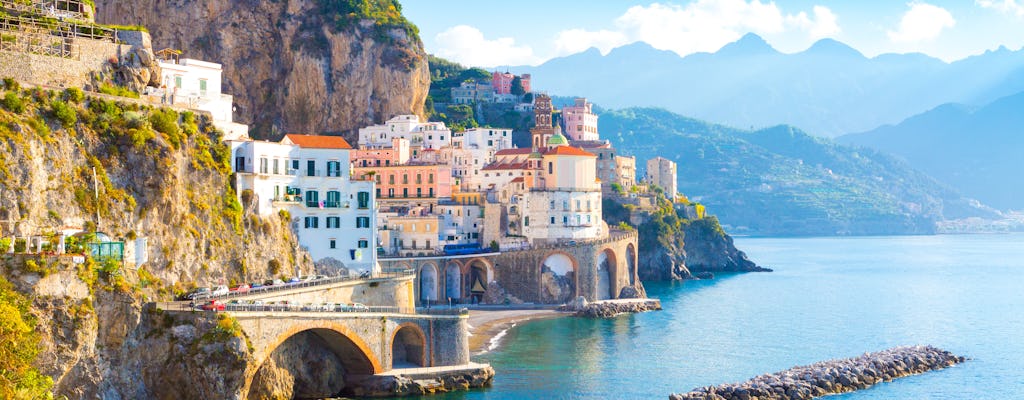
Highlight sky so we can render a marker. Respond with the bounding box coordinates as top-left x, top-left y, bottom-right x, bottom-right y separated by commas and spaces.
401, 0, 1024, 67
